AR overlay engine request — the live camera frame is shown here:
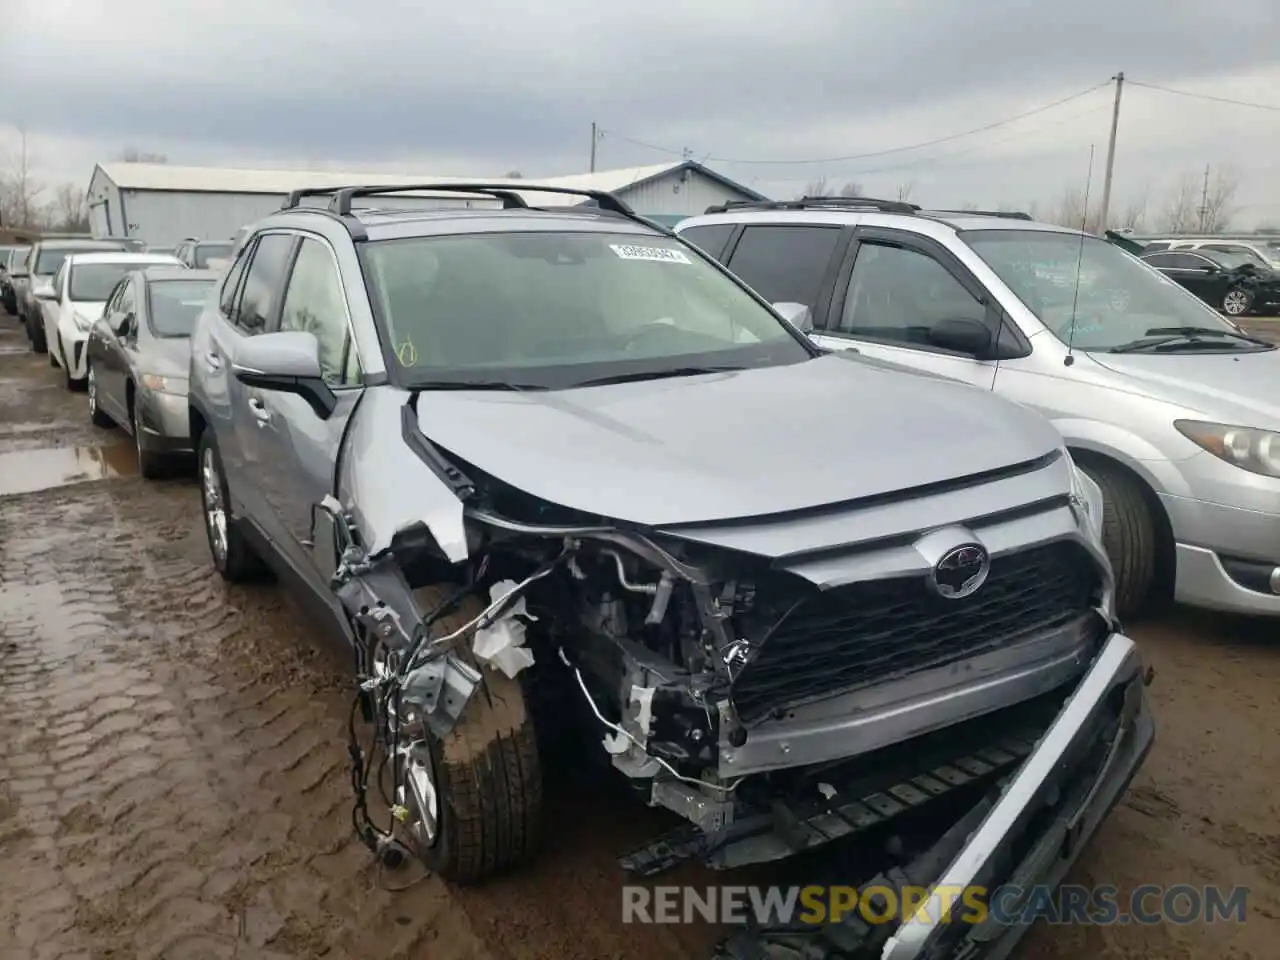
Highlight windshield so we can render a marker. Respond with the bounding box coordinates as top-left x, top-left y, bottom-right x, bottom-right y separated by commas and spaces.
35, 244, 127, 276
147, 279, 215, 337
361, 230, 811, 388
69, 263, 141, 301
193, 242, 232, 268
965, 230, 1241, 351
